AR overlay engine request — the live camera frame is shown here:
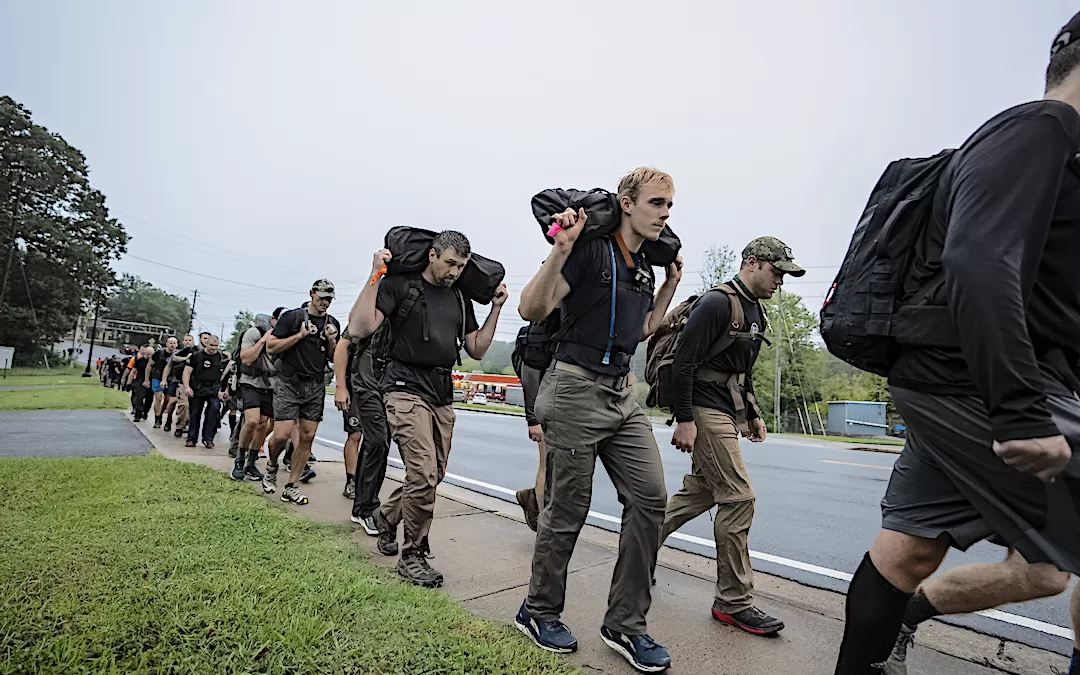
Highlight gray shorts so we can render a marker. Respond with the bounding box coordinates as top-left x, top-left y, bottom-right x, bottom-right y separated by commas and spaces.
882, 387, 1080, 574
273, 375, 325, 422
